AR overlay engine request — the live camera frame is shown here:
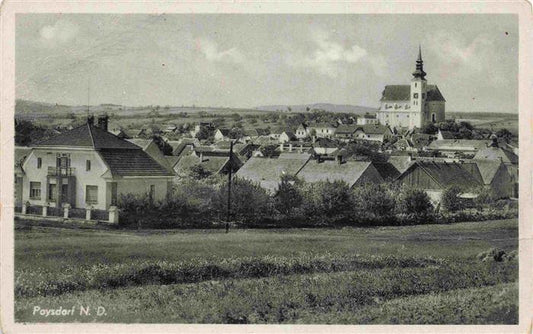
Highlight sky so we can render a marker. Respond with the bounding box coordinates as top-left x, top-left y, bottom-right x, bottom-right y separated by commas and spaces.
16, 14, 518, 112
